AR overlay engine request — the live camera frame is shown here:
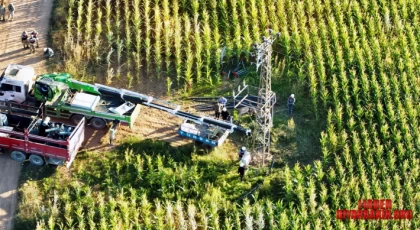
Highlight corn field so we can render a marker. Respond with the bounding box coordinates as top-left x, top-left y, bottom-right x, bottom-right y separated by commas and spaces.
25, 0, 420, 228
